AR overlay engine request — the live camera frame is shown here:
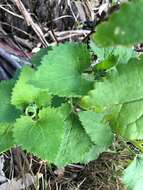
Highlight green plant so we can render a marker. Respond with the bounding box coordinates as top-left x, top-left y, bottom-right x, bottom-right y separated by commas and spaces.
1, 0, 143, 189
